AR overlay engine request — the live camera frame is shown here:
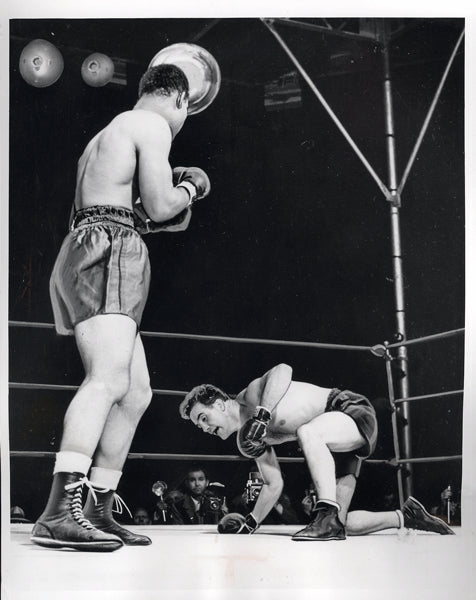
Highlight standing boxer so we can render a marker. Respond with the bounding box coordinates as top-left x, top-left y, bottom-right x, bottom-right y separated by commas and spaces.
180, 363, 454, 540
31, 64, 211, 552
